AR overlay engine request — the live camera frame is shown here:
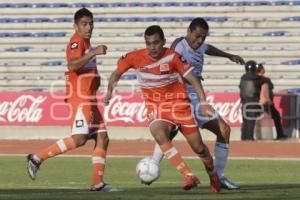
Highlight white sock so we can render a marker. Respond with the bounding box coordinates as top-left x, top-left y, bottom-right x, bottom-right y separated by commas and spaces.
214, 142, 229, 178
152, 143, 164, 163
